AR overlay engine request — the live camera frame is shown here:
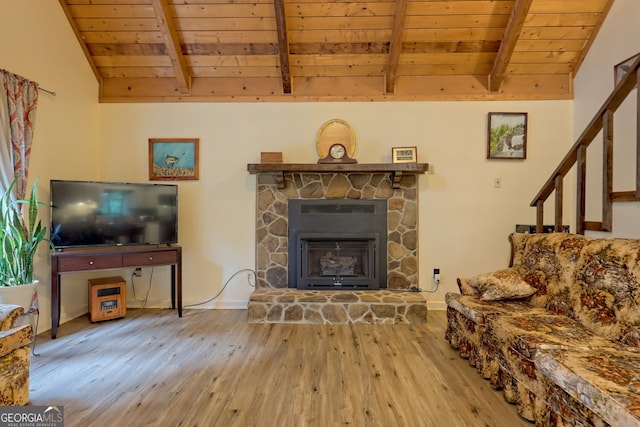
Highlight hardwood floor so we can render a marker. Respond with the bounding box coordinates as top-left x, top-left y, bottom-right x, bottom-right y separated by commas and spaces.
30, 309, 530, 427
